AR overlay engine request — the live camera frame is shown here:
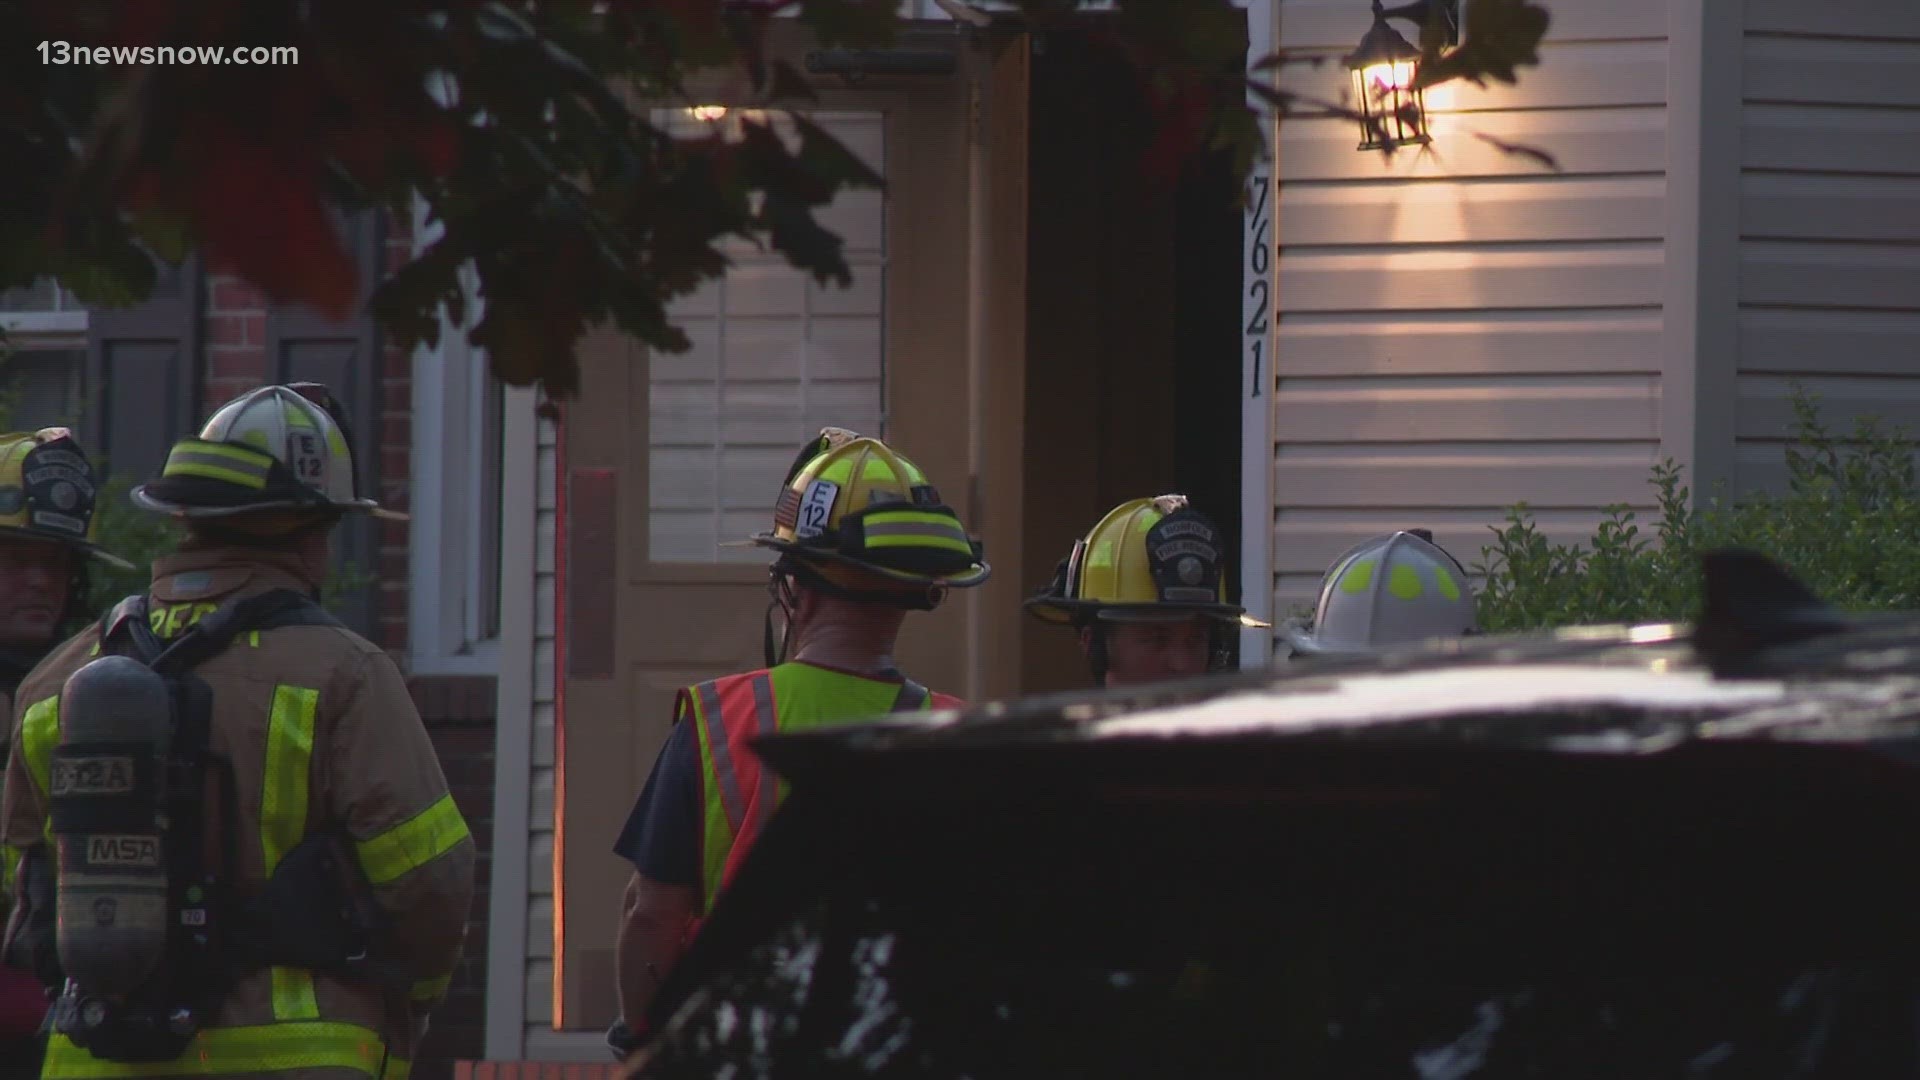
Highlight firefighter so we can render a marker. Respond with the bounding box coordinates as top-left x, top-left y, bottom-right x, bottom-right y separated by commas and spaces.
0, 384, 474, 1079
0, 429, 130, 1070
1280, 529, 1479, 658
1026, 494, 1267, 687
609, 428, 989, 1057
